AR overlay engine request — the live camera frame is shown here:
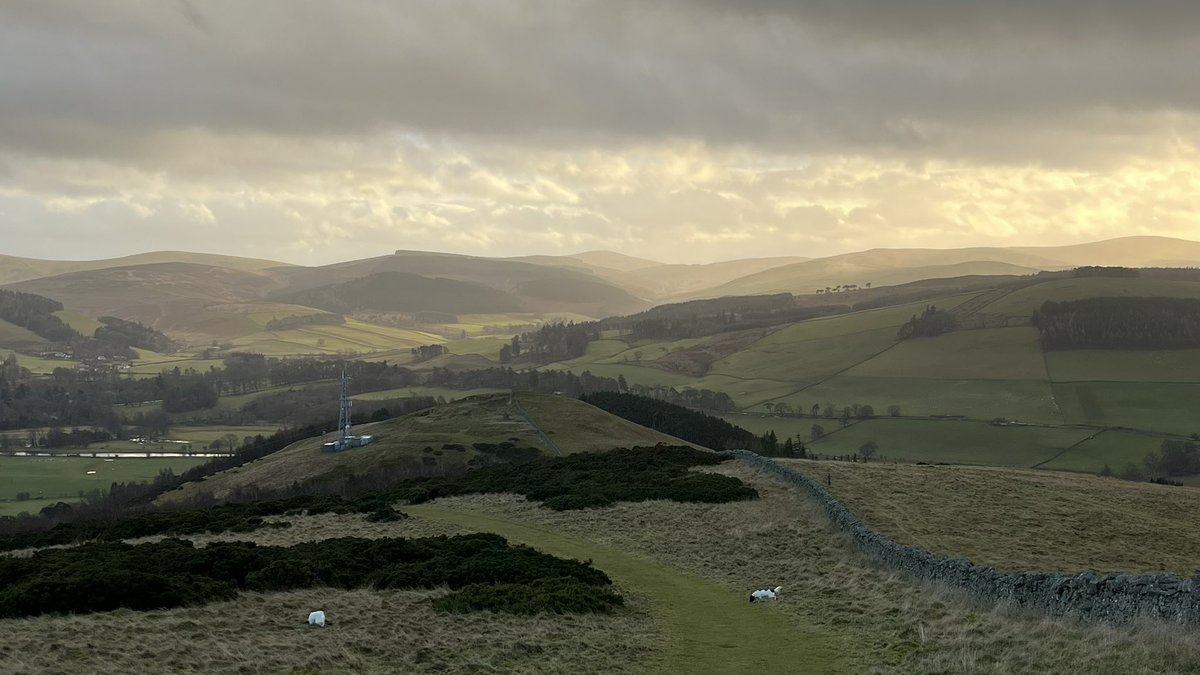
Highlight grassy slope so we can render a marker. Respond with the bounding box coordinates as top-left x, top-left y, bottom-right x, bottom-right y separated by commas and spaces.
409, 504, 843, 675
782, 458, 1200, 575
980, 277, 1200, 320
160, 393, 695, 502
0, 319, 48, 348
402, 465, 1200, 673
